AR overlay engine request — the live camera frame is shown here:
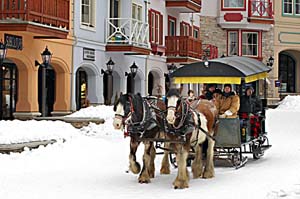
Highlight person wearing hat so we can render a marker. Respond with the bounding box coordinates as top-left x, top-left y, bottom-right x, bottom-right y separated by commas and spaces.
215, 84, 240, 118
239, 86, 262, 115
198, 84, 216, 100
